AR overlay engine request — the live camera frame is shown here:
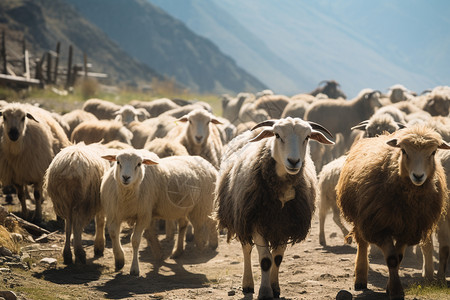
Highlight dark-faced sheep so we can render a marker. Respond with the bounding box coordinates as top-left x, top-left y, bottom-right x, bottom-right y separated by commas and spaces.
216, 117, 334, 299
336, 125, 450, 299
0, 103, 70, 222
309, 80, 346, 99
